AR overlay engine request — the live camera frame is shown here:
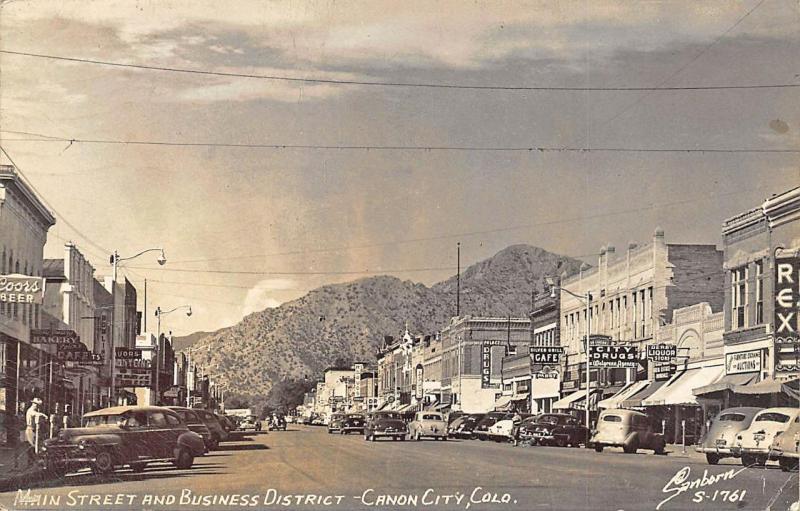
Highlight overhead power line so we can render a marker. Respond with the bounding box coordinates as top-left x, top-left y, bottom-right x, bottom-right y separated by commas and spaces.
126, 265, 458, 276
2, 49, 797, 92
1, 130, 796, 154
